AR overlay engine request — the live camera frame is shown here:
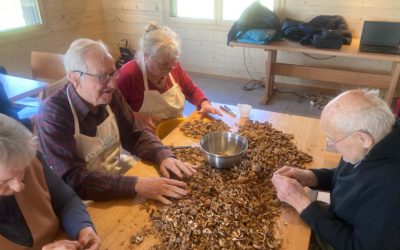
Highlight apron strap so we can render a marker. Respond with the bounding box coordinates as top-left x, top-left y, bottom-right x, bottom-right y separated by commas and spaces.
140, 57, 150, 91
67, 84, 114, 136
66, 84, 81, 135
168, 72, 179, 88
